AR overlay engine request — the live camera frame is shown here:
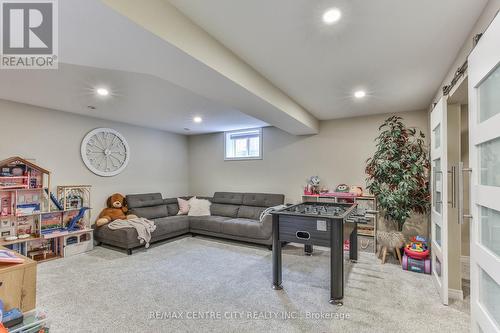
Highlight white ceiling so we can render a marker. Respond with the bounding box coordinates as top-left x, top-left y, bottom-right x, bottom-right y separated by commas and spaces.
169, 0, 488, 119
0, 0, 489, 134
0, 0, 272, 135
0, 63, 267, 134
